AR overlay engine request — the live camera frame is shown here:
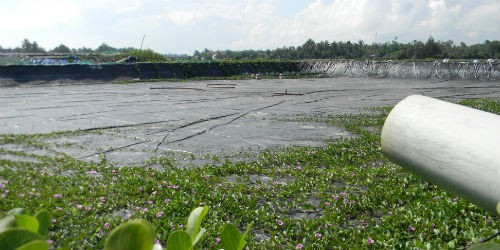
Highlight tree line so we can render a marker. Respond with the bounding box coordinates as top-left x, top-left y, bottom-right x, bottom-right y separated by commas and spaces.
1, 37, 499, 60
196, 38, 500, 60
0, 39, 133, 54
